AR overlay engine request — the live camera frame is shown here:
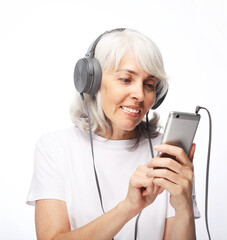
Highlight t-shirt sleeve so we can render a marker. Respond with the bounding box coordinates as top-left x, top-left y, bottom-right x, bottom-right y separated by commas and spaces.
26, 133, 66, 206
192, 175, 201, 219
